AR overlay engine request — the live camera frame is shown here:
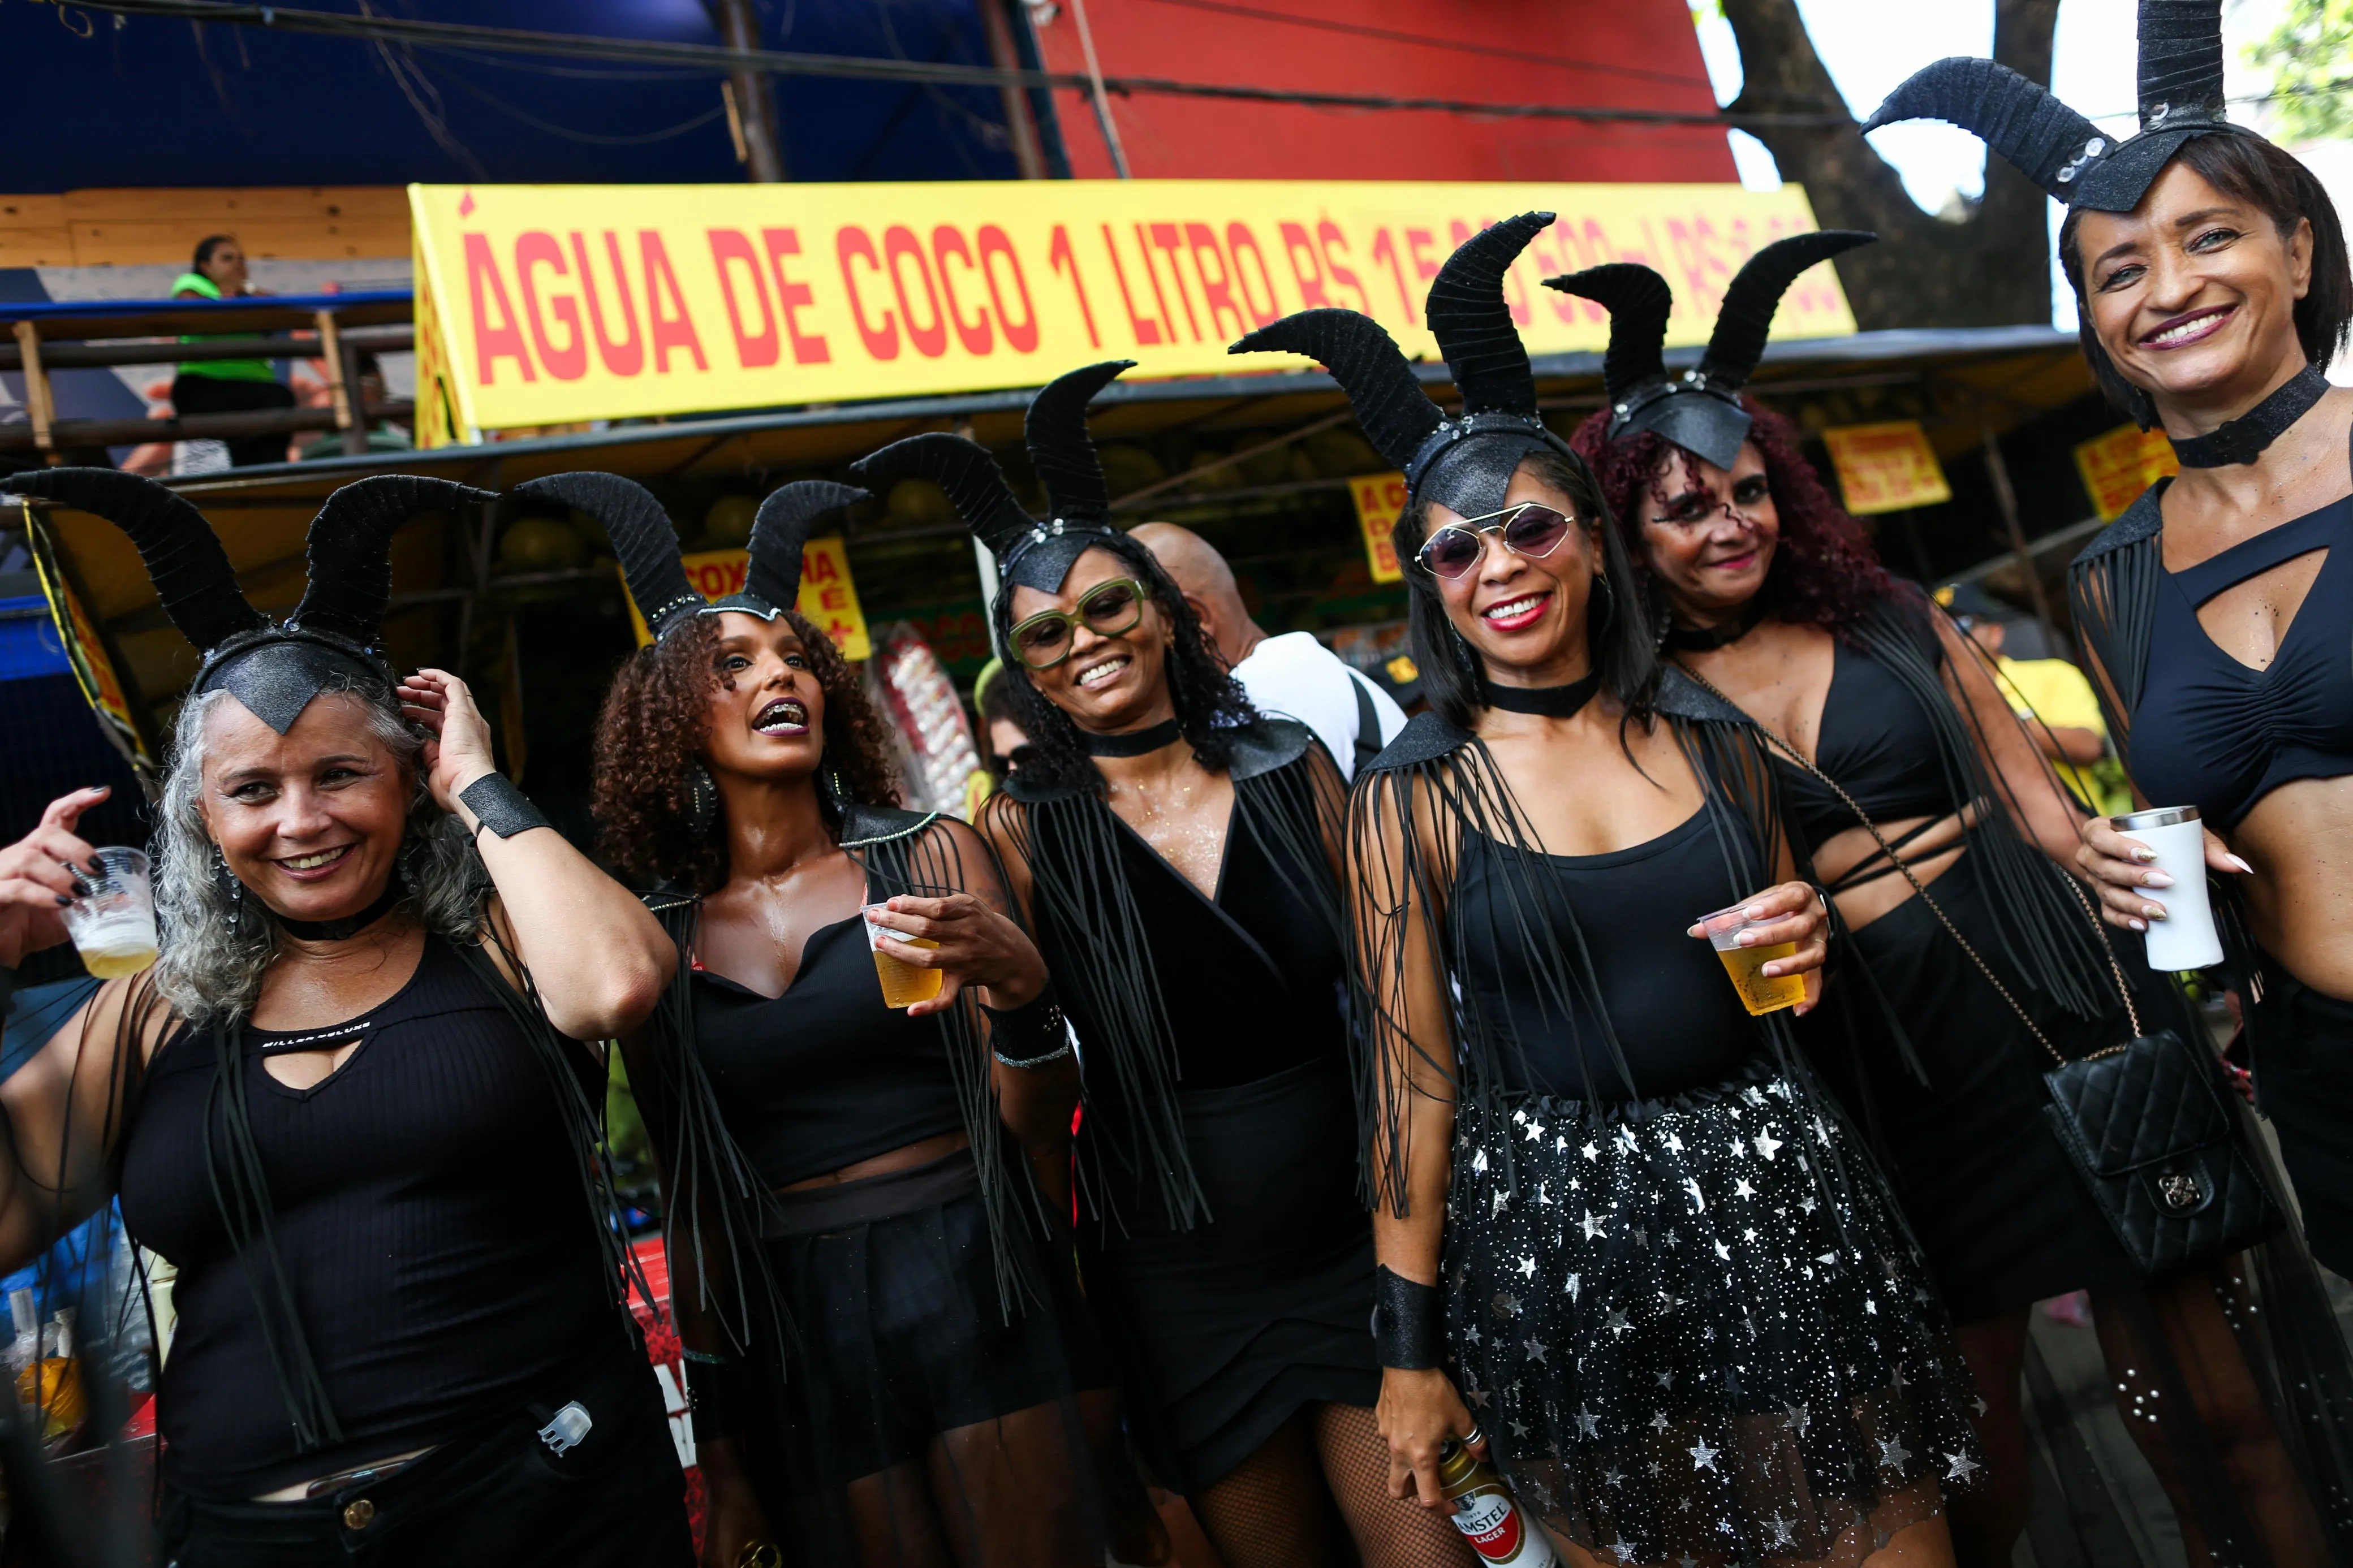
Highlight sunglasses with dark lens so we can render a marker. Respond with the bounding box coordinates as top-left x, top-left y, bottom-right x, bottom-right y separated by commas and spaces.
1415, 503, 1577, 580
1009, 577, 1150, 669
